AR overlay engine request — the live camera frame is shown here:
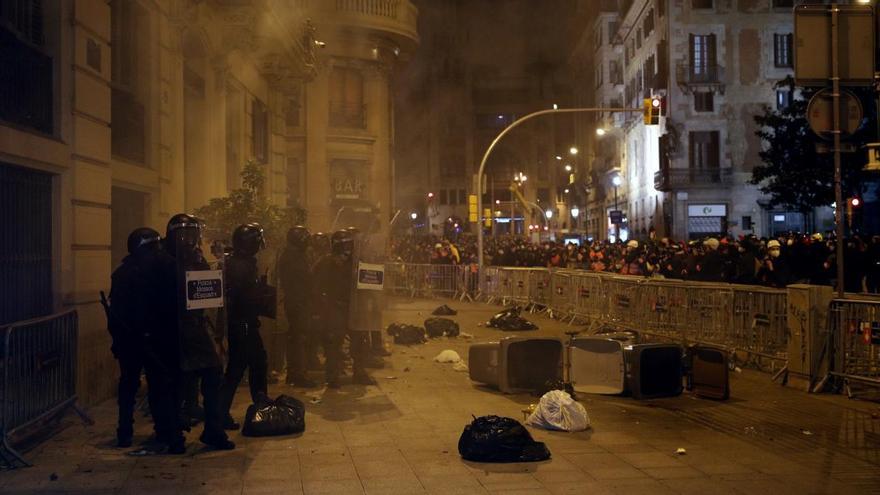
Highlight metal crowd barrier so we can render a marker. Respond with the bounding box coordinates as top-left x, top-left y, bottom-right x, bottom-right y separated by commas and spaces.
1, 310, 92, 468
383, 263, 468, 300
830, 298, 880, 386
